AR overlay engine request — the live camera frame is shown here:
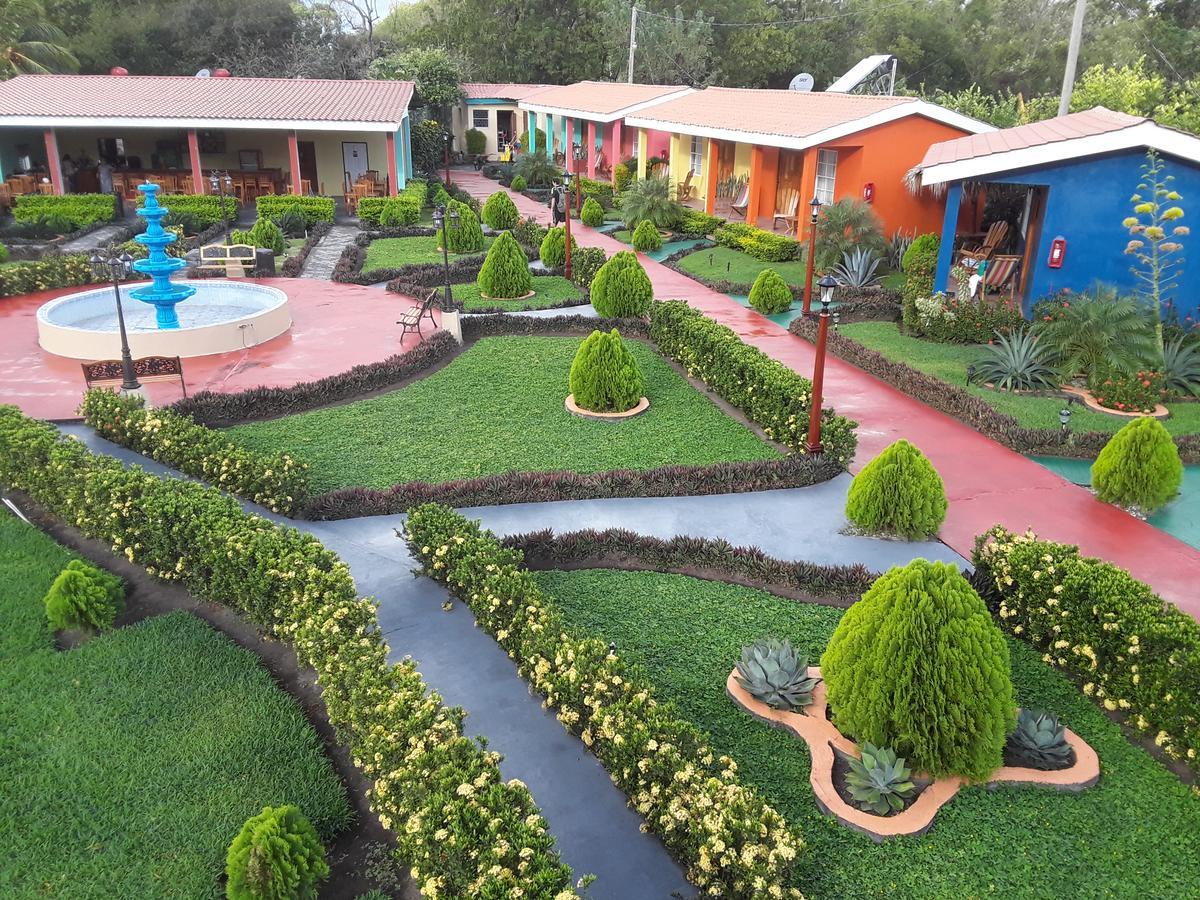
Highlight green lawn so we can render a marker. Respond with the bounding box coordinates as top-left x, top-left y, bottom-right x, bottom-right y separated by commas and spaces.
0, 513, 351, 898
452, 274, 583, 311
226, 336, 779, 492
535, 568, 1200, 899
678, 245, 812, 287
840, 321, 1200, 436
364, 234, 495, 270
